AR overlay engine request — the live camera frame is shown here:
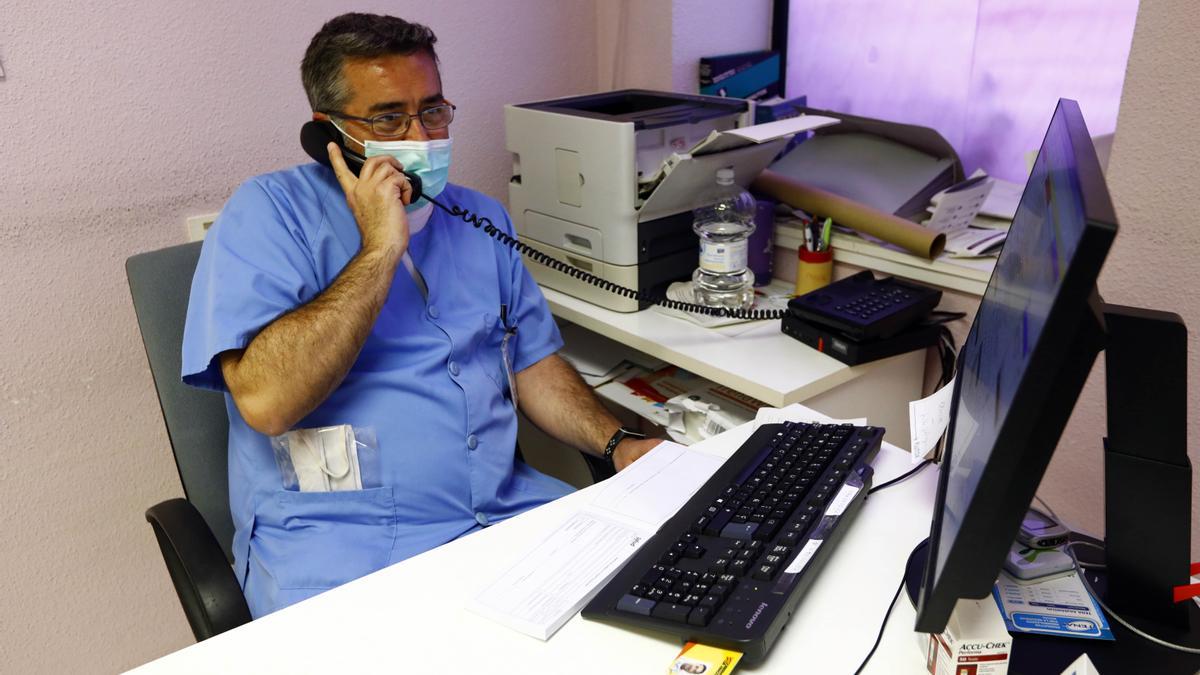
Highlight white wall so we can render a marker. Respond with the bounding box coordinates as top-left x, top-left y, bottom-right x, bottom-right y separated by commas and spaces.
1039, 0, 1200, 559
596, 0, 774, 94
0, 2, 596, 671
